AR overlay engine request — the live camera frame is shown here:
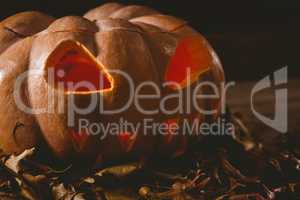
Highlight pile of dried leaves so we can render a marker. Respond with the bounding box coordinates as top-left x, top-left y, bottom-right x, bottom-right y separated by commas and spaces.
0, 112, 299, 200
